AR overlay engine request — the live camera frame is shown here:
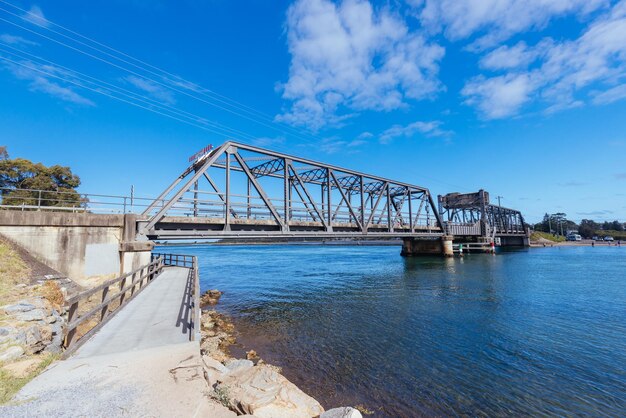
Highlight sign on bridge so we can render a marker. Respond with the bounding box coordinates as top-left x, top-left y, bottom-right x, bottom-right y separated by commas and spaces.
188, 144, 214, 163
